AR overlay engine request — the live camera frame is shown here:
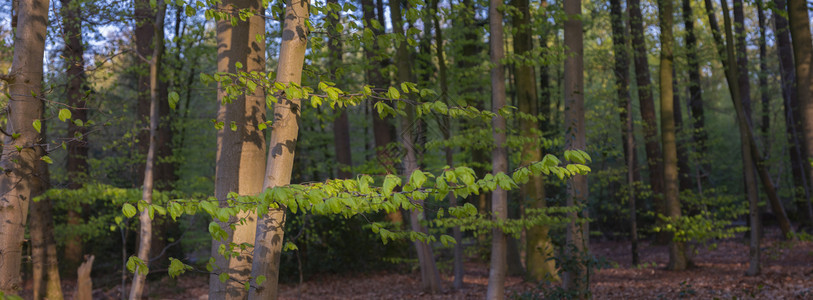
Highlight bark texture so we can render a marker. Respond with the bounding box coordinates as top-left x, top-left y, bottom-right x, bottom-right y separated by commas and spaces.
629, 0, 666, 240
787, 0, 813, 226
775, 0, 813, 223
563, 0, 588, 295
683, 0, 708, 189
610, 0, 638, 266
658, 0, 688, 271
248, 0, 307, 298
209, 0, 268, 298
0, 0, 49, 293
514, 0, 556, 283
62, 0, 88, 271
486, 0, 508, 297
